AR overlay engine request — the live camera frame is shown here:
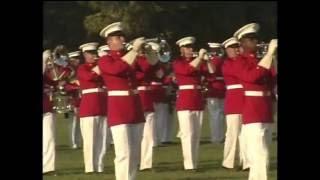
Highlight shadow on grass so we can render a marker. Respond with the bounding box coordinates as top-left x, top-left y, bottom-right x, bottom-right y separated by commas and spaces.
269, 162, 277, 171
56, 145, 82, 151
55, 168, 115, 176
156, 142, 181, 147
200, 140, 213, 145
153, 160, 223, 173
177, 177, 246, 180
